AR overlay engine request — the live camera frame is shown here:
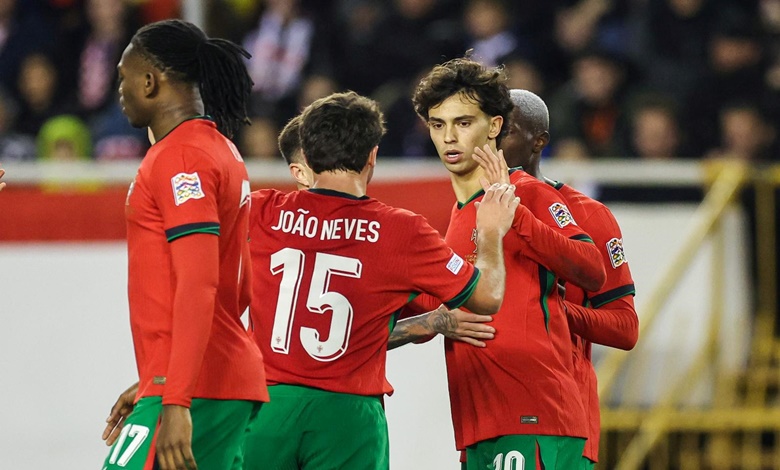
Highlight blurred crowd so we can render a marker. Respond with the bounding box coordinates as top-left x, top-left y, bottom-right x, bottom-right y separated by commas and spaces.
1, 0, 779, 163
